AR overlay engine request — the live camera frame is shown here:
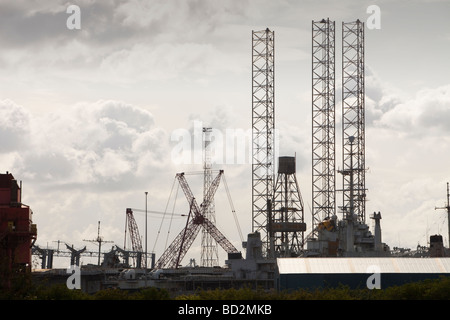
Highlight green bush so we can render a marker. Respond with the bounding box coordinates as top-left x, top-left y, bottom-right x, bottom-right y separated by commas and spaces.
131, 287, 171, 300
92, 287, 130, 300
378, 276, 450, 300
35, 283, 90, 300
175, 277, 450, 300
